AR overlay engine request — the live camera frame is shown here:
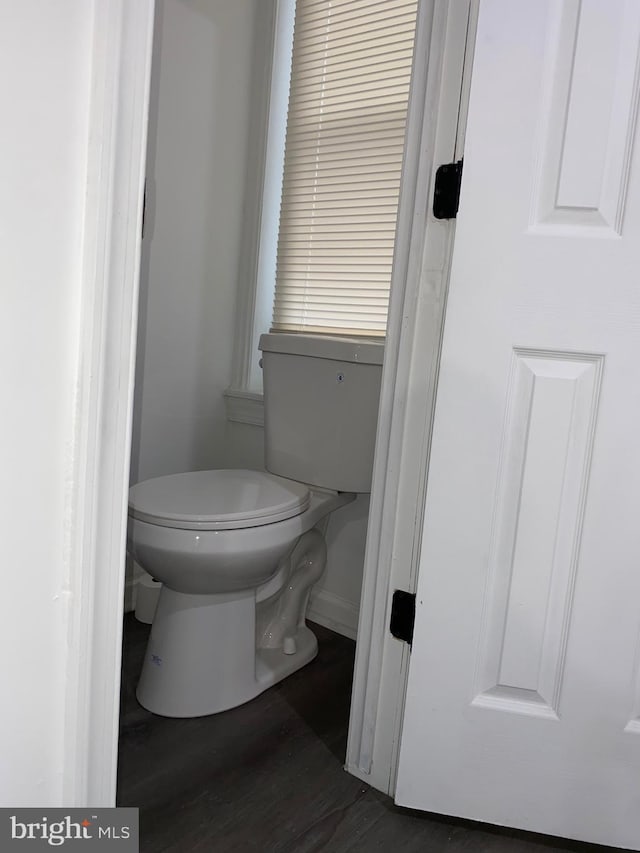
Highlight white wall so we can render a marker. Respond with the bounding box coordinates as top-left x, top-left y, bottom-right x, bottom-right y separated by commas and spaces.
0, 0, 93, 805
131, 0, 257, 483
131, 0, 370, 639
